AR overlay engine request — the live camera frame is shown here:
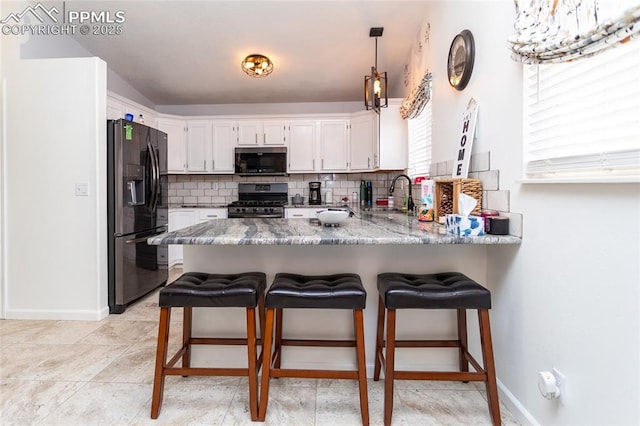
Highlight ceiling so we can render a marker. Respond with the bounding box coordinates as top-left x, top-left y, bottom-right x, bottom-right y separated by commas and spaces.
69, 1, 431, 105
